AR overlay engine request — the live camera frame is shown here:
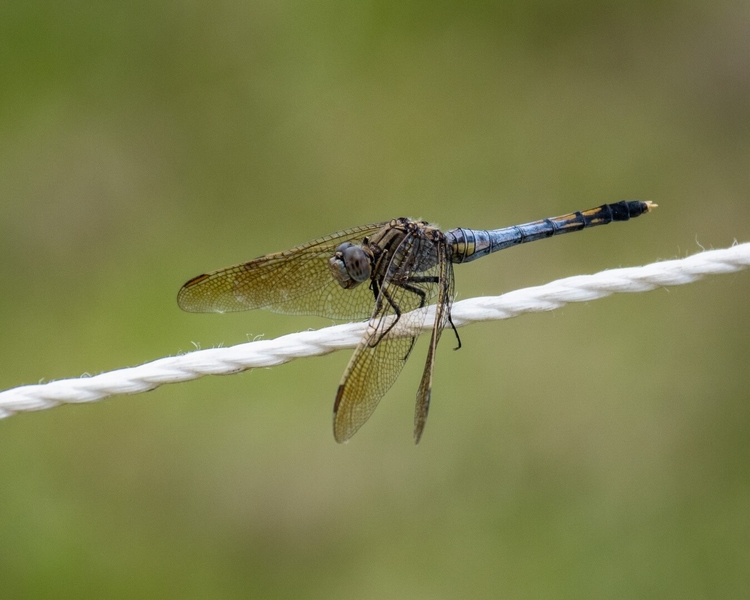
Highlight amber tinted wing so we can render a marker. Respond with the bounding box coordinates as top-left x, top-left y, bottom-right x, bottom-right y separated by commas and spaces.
333, 231, 443, 443
177, 223, 388, 320
413, 243, 454, 443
